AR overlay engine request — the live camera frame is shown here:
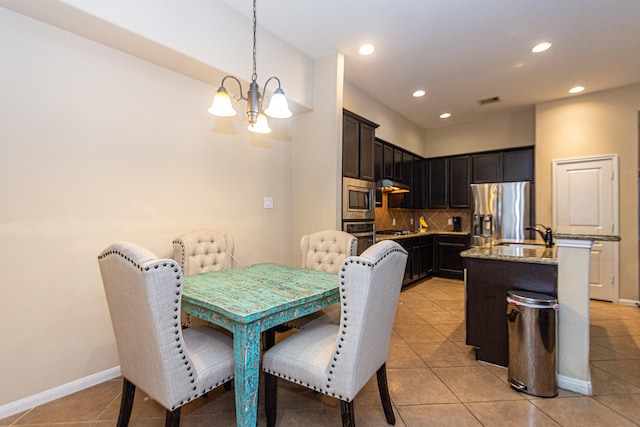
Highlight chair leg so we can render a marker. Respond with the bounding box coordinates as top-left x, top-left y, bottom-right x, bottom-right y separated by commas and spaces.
116, 378, 136, 427
265, 373, 278, 427
165, 407, 181, 427
376, 363, 396, 425
340, 400, 356, 427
